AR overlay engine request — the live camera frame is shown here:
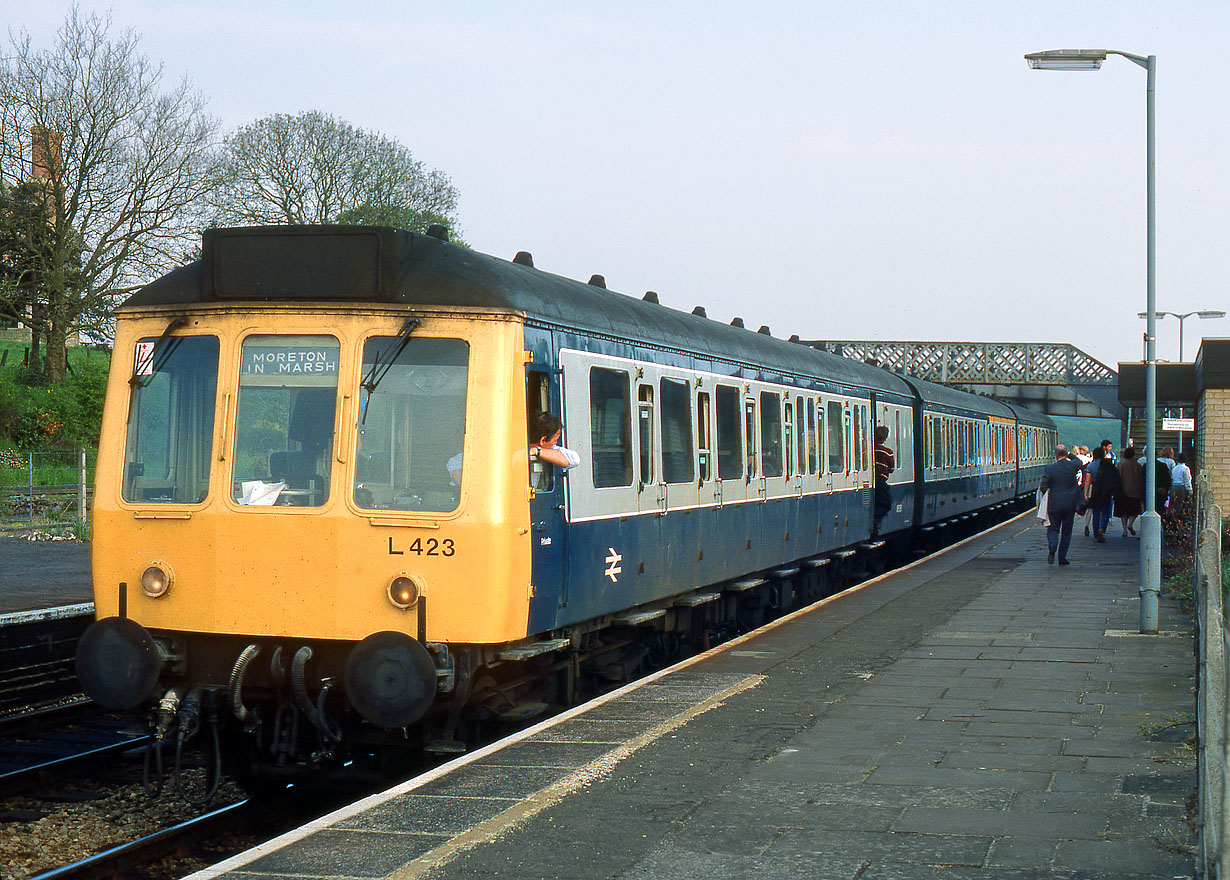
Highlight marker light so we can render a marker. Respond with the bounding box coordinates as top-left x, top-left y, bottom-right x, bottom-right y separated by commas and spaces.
140, 564, 172, 598
387, 575, 421, 610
